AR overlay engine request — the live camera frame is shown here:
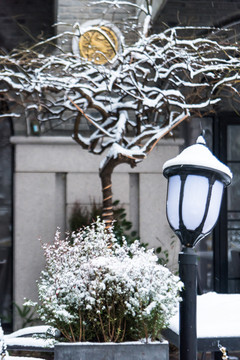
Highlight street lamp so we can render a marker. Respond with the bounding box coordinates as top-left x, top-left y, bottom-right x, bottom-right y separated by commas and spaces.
163, 135, 232, 360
